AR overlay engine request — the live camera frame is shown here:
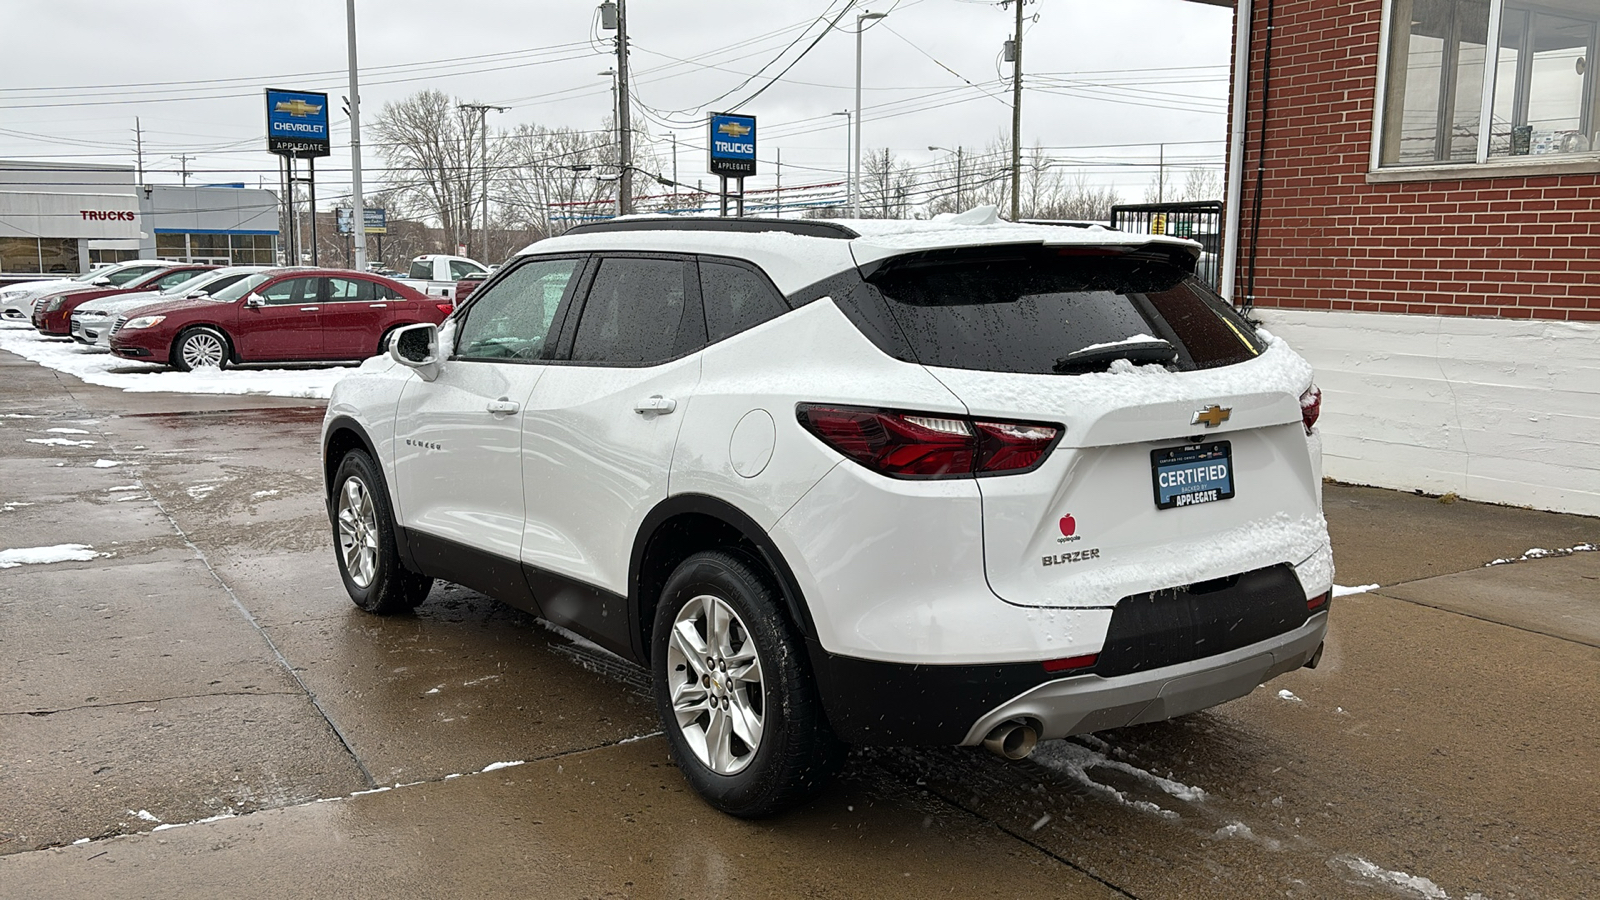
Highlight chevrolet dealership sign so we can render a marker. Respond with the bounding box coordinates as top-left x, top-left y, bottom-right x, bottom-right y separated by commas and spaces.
708, 114, 757, 177
266, 88, 331, 158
